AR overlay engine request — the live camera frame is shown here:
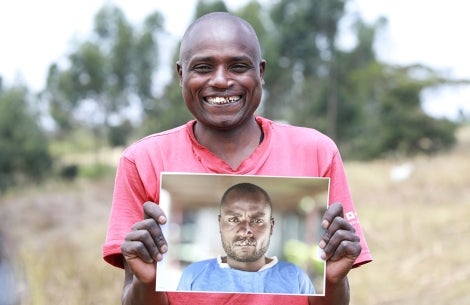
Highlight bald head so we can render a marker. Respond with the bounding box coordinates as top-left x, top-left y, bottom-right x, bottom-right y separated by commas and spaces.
220, 182, 273, 215
179, 12, 262, 64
